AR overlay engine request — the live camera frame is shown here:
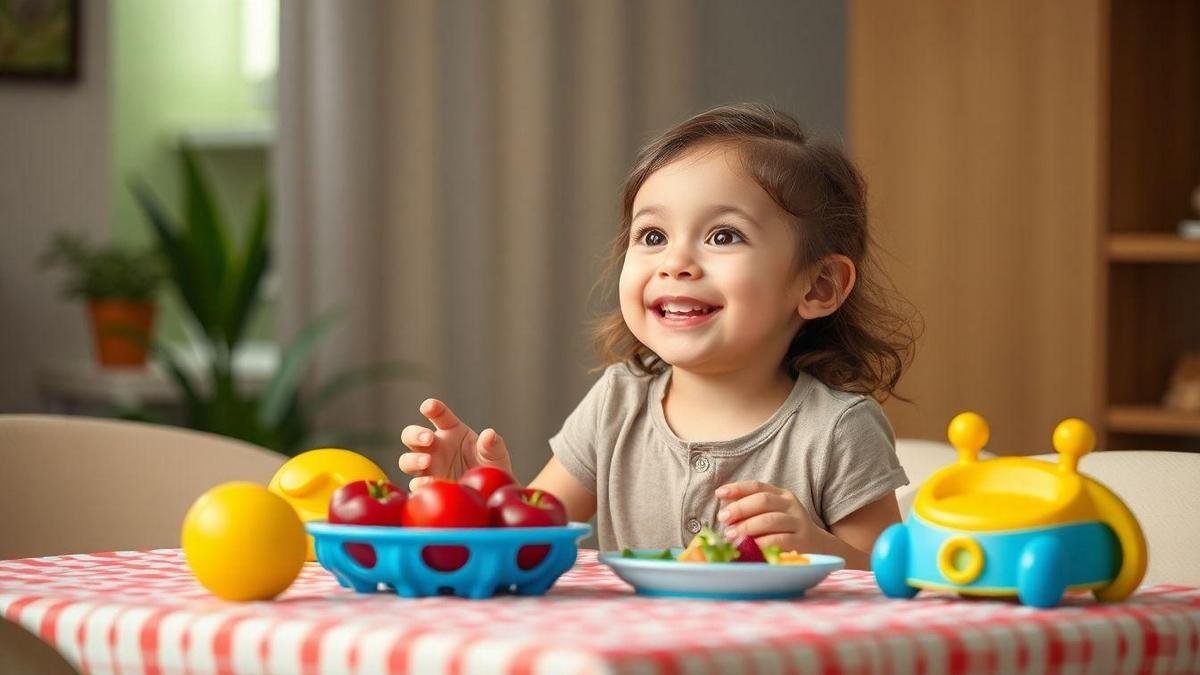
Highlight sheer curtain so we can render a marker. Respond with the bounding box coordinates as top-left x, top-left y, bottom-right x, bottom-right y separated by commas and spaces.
276, 0, 696, 479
